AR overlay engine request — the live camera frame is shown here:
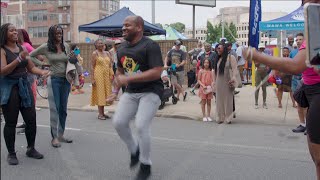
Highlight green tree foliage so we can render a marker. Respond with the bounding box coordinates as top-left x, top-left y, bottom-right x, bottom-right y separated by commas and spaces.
169, 22, 186, 33
206, 21, 238, 44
